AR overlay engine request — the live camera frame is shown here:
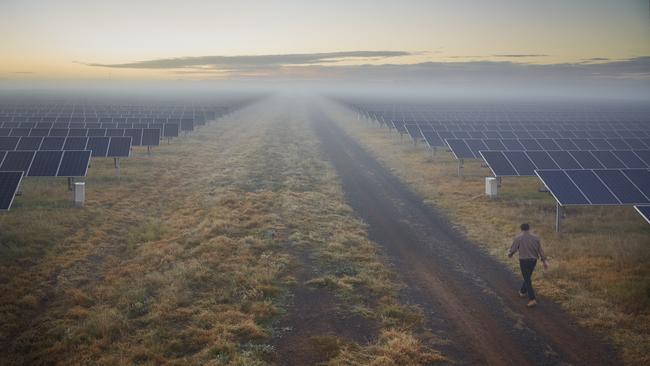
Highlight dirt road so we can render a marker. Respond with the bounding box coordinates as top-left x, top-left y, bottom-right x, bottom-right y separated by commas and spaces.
310, 103, 619, 365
